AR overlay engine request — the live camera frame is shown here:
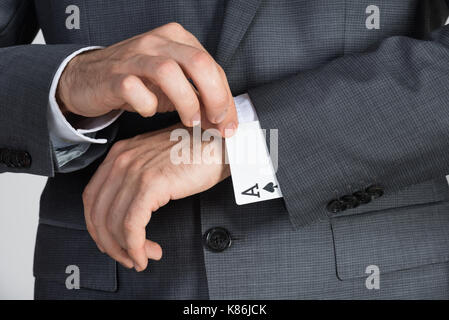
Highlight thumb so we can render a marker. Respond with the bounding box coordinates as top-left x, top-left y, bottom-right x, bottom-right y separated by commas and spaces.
145, 239, 163, 261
